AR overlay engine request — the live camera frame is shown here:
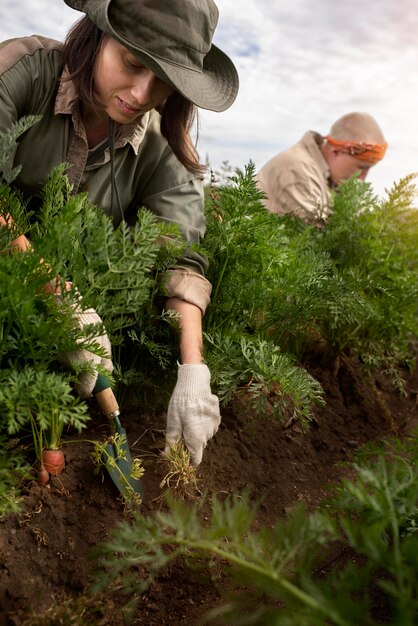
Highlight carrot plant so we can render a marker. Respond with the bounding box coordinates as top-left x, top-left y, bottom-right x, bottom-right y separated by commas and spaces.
204, 333, 324, 427
0, 119, 183, 505
201, 163, 331, 427
313, 175, 418, 382
203, 163, 350, 355
92, 433, 418, 625
201, 164, 418, 427
0, 368, 89, 459
0, 435, 29, 516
